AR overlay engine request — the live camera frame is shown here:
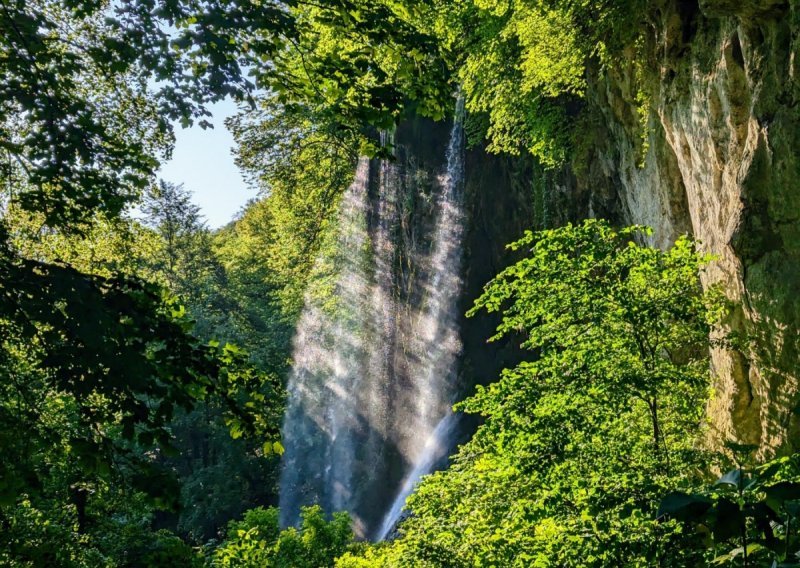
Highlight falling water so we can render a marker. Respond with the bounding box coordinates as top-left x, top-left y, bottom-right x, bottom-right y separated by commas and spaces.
279, 157, 374, 527
377, 98, 466, 538
280, 99, 467, 539
408, 95, 466, 432
375, 412, 460, 541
